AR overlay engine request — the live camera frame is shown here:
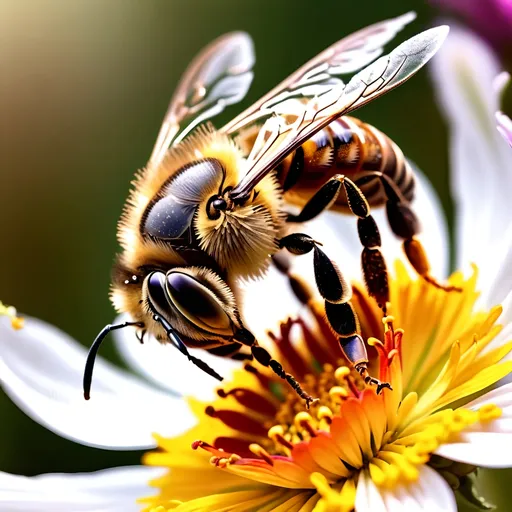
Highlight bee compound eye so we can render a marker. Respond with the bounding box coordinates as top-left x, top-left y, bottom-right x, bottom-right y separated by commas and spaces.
165, 271, 233, 336
146, 271, 169, 316
206, 196, 222, 220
